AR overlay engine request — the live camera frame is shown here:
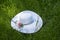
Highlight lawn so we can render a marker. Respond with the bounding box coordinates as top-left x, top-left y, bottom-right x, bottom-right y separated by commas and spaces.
0, 0, 60, 40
